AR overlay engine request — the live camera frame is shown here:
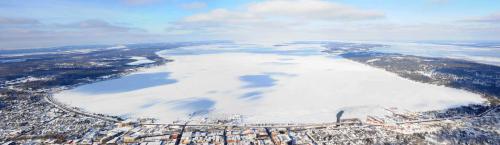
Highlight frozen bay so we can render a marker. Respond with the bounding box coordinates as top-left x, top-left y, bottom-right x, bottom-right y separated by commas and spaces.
54, 44, 485, 123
